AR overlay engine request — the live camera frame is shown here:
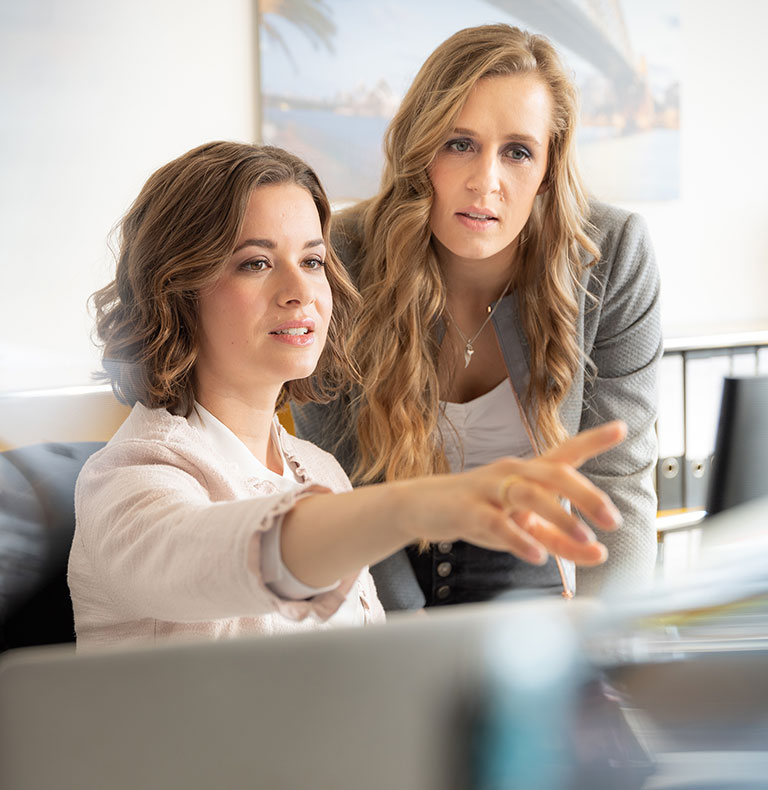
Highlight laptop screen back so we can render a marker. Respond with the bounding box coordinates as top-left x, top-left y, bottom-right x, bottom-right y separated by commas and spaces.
706, 375, 768, 516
